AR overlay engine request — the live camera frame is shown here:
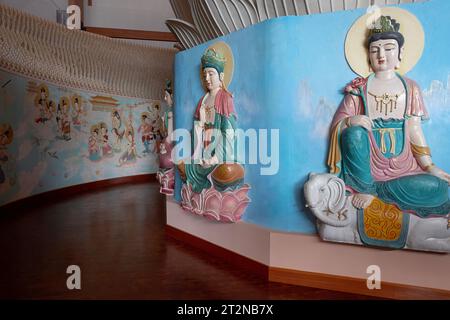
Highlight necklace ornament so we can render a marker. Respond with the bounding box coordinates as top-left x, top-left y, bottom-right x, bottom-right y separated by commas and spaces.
368, 91, 400, 116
